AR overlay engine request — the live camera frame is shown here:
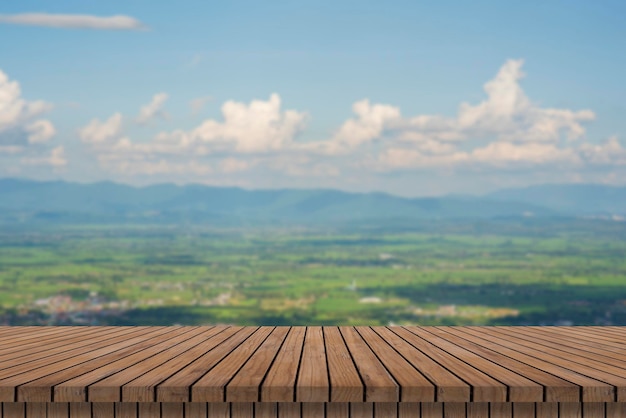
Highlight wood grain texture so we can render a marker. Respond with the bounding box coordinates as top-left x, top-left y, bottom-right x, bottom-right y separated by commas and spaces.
1, 326, 626, 413
326, 402, 349, 418
340, 327, 398, 402
48, 402, 69, 418
536, 402, 557, 418
466, 403, 488, 418
398, 402, 420, 418
68, 403, 91, 418
323, 328, 362, 402
296, 327, 328, 402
